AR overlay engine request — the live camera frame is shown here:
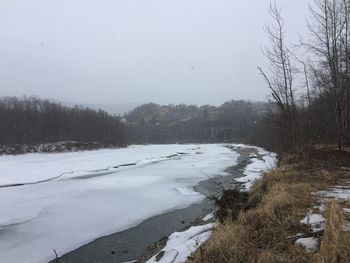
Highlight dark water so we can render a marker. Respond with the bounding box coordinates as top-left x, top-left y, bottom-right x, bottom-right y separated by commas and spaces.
54, 147, 254, 263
